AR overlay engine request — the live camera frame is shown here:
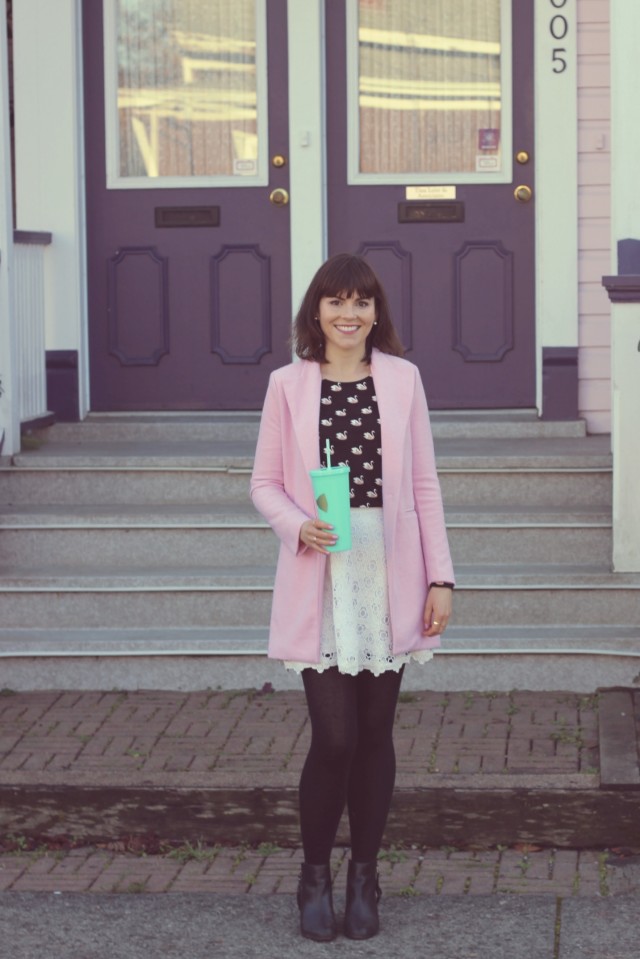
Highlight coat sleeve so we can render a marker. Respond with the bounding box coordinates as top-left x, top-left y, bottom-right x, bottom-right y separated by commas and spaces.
409, 367, 455, 586
250, 373, 312, 556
